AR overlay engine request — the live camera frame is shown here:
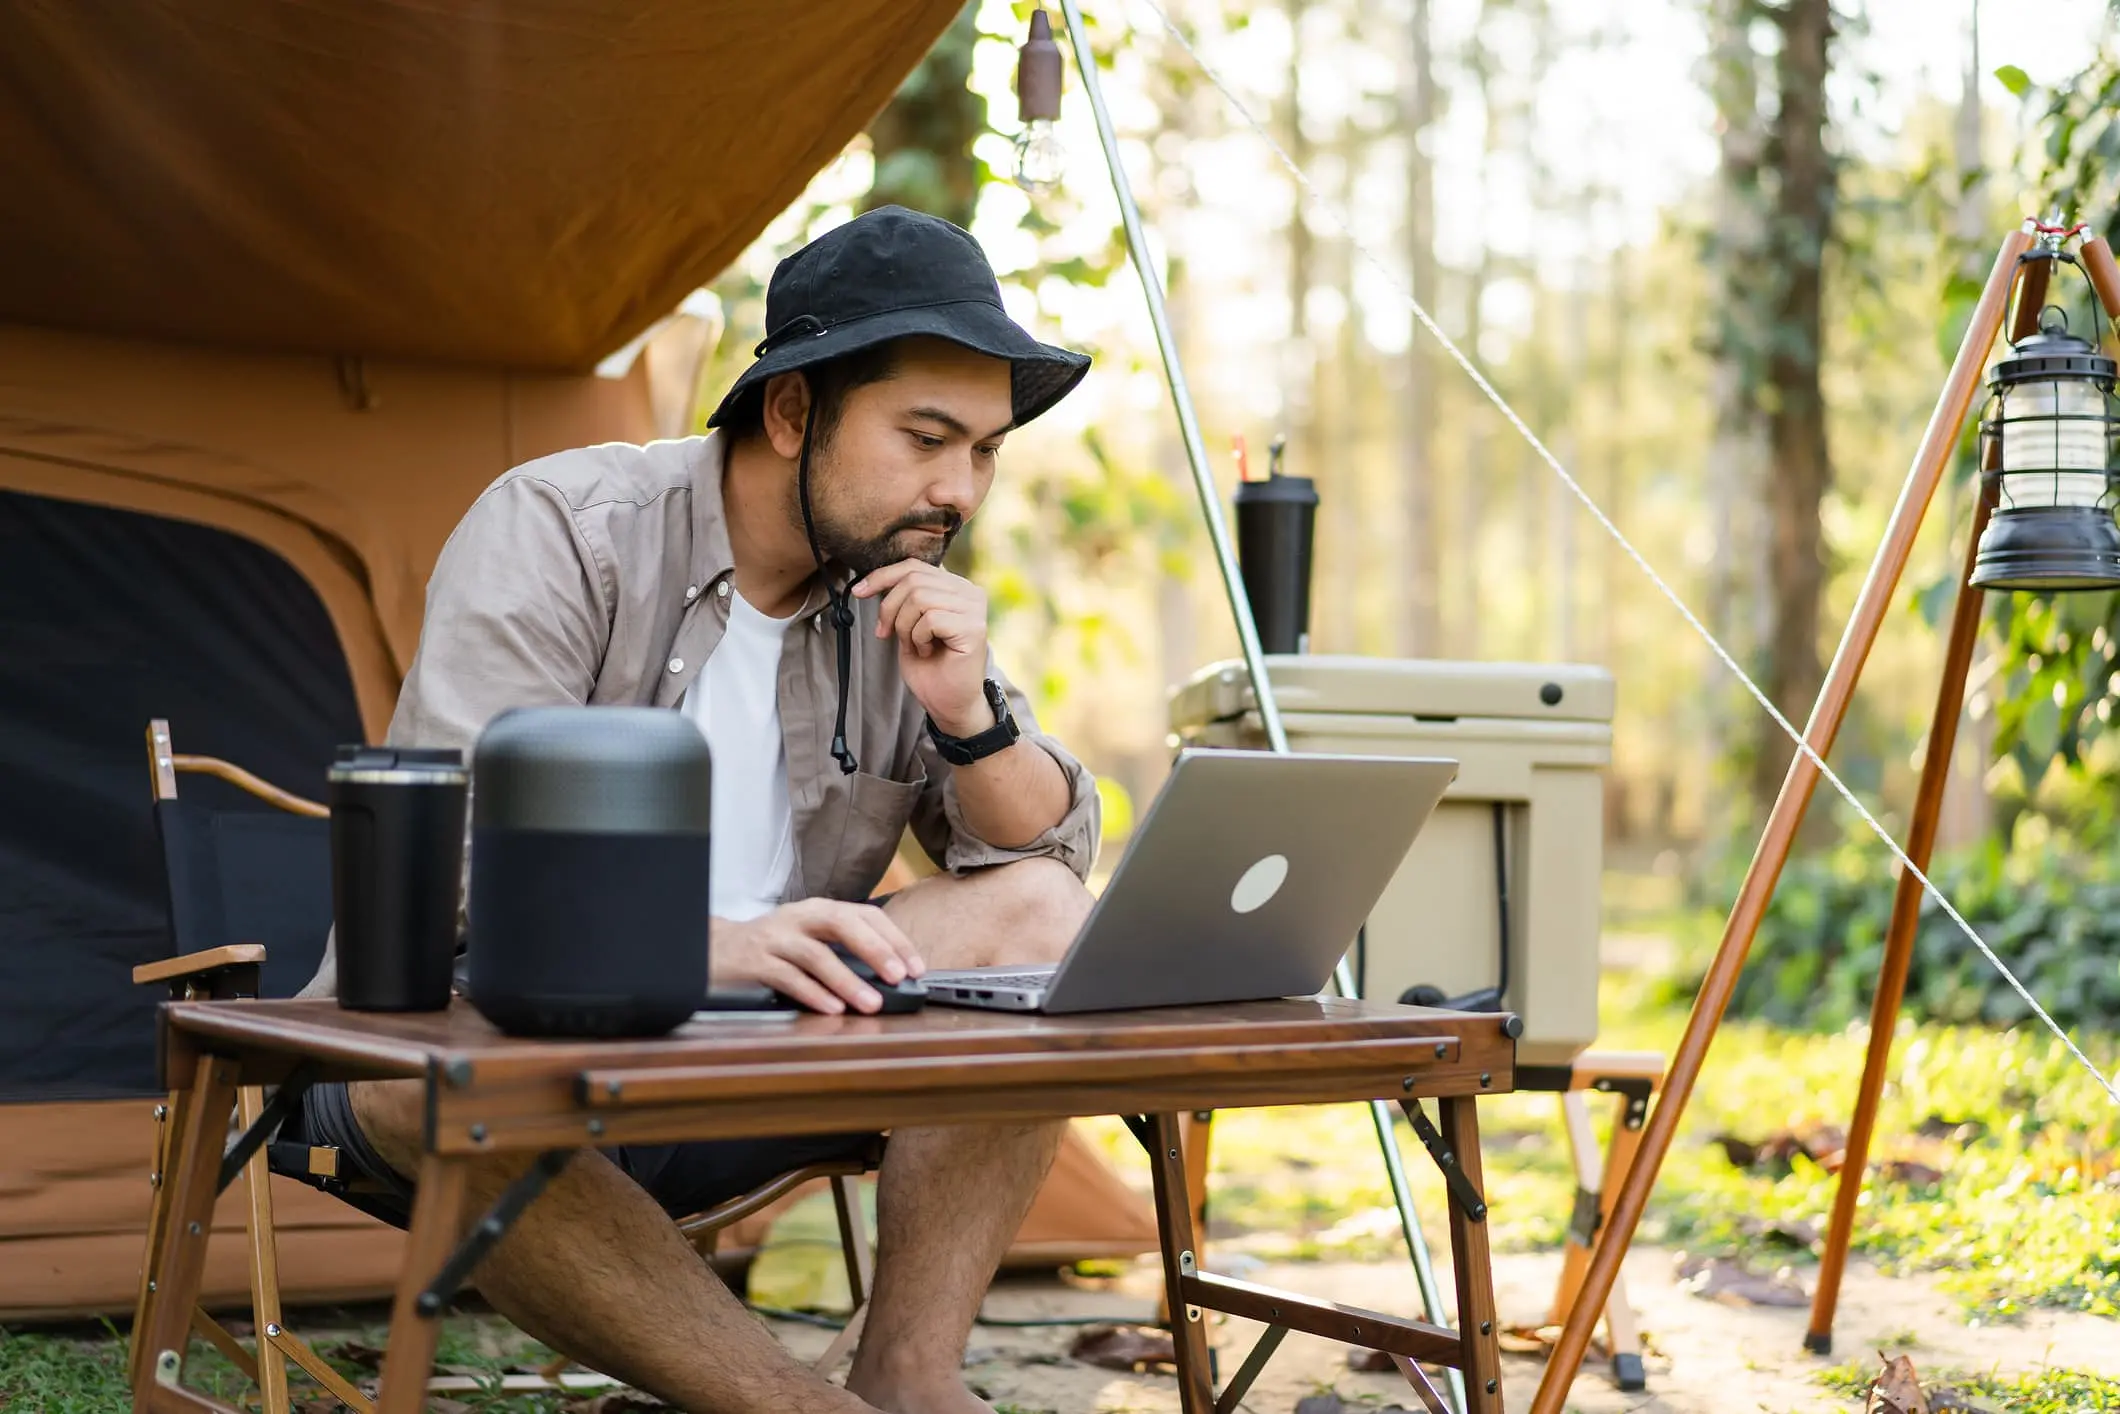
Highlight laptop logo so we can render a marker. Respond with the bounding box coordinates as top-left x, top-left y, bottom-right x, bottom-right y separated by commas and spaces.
1230, 854, 1289, 914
